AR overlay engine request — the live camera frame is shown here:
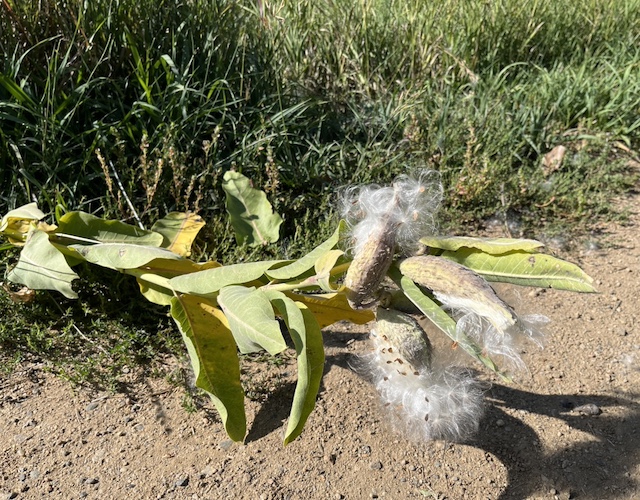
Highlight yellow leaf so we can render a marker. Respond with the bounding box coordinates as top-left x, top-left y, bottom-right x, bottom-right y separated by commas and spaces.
151, 212, 206, 257
285, 292, 374, 329
136, 259, 222, 305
